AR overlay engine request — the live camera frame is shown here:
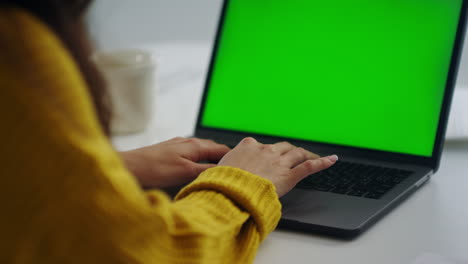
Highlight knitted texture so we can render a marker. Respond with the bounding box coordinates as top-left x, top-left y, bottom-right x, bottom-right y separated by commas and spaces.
0, 7, 281, 264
